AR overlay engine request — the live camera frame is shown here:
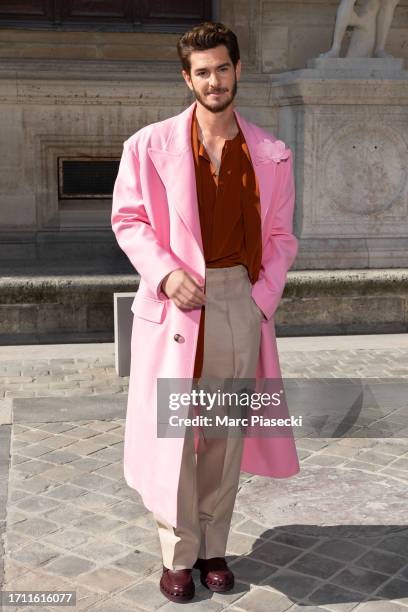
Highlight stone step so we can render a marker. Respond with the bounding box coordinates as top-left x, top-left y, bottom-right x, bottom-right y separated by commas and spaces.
0, 269, 407, 344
